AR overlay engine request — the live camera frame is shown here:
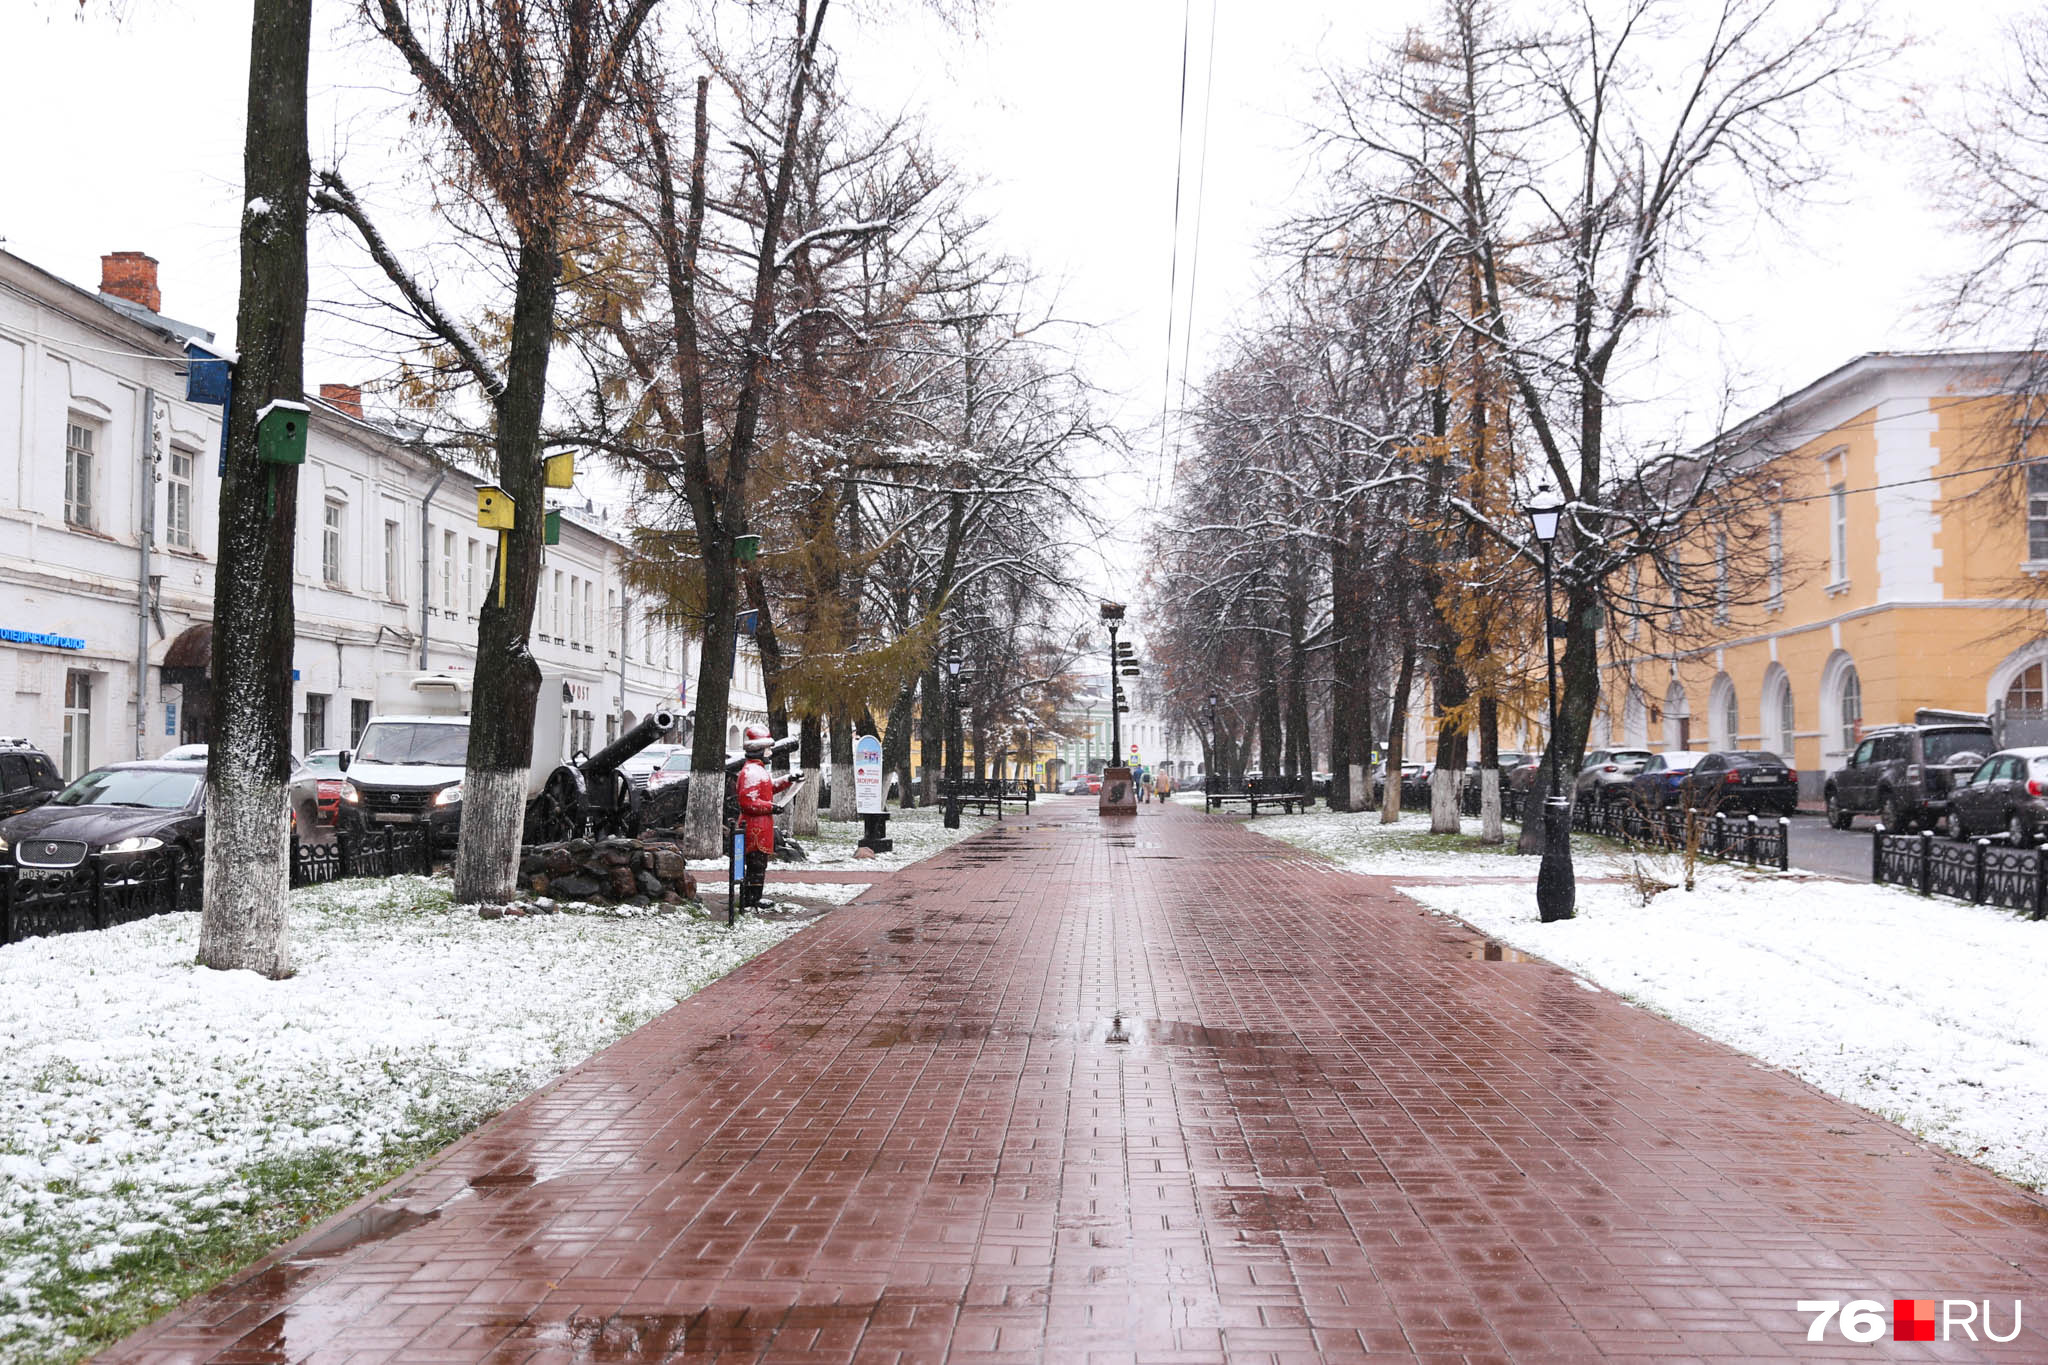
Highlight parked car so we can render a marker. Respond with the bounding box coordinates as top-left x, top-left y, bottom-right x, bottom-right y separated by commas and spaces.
619, 742, 686, 792
646, 748, 694, 796
166, 742, 328, 838
0, 737, 65, 819
1675, 750, 1799, 815
1574, 748, 1653, 805
0, 759, 207, 872
1825, 721, 1994, 831
1947, 747, 2048, 843
1628, 751, 1707, 809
